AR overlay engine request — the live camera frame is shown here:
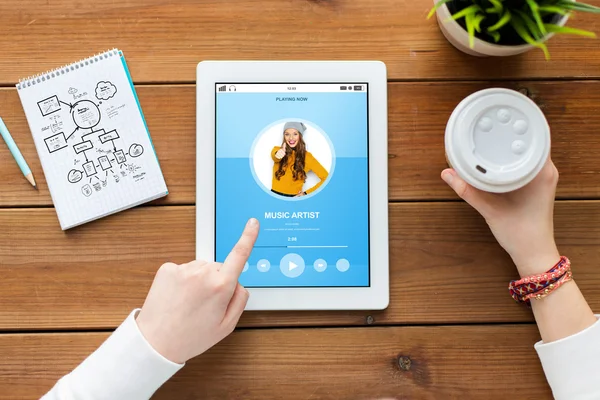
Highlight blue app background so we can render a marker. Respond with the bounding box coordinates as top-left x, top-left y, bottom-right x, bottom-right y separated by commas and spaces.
216, 87, 369, 287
